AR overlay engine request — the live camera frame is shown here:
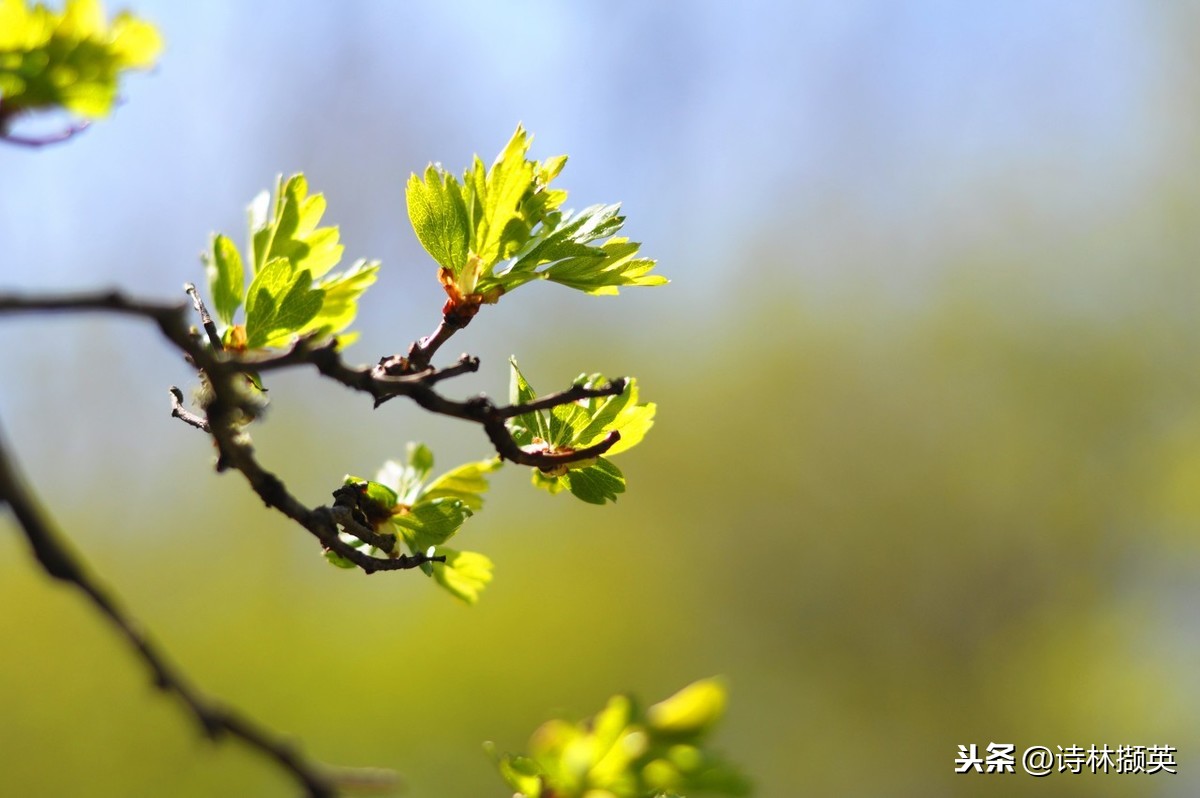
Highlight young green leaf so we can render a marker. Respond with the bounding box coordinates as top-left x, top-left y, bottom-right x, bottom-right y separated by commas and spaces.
507, 358, 655, 503
202, 173, 376, 353
559, 457, 625, 505
295, 259, 379, 344
332, 445, 500, 602
406, 164, 471, 274
406, 125, 665, 317
203, 234, 245, 325
464, 125, 536, 266
430, 548, 493, 605
243, 258, 324, 350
